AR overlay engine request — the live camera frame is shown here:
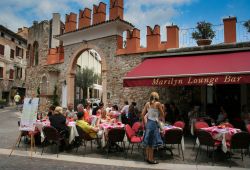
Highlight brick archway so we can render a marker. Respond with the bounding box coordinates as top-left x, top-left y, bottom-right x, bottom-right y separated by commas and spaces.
66, 43, 107, 107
